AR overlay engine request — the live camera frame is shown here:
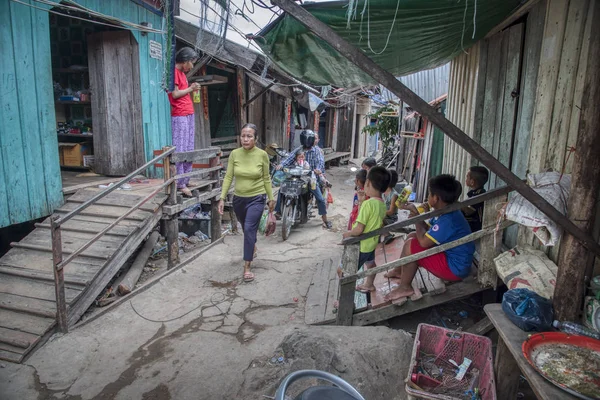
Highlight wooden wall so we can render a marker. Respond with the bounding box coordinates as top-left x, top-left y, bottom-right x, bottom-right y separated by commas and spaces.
246, 79, 288, 148
335, 102, 355, 153
0, 0, 63, 228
